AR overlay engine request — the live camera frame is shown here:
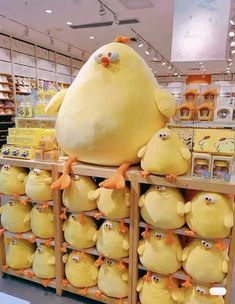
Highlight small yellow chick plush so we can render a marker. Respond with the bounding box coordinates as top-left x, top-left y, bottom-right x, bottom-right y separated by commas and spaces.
139, 185, 185, 229
63, 214, 97, 249
0, 165, 27, 196
138, 127, 191, 180
62, 251, 98, 288
0, 199, 31, 233
182, 285, 224, 304
25, 169, 53, 202
5, 238, 35, 270
137, 273, 180, 304
94, 220, 129, 259
185, 191, 233, 238
62, 174, 97, 212
98, 259, 129, 298
88, 186, 130, 219
138, 229, 182, 275
182, 239, 229, 283
31, 204, 54, 239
